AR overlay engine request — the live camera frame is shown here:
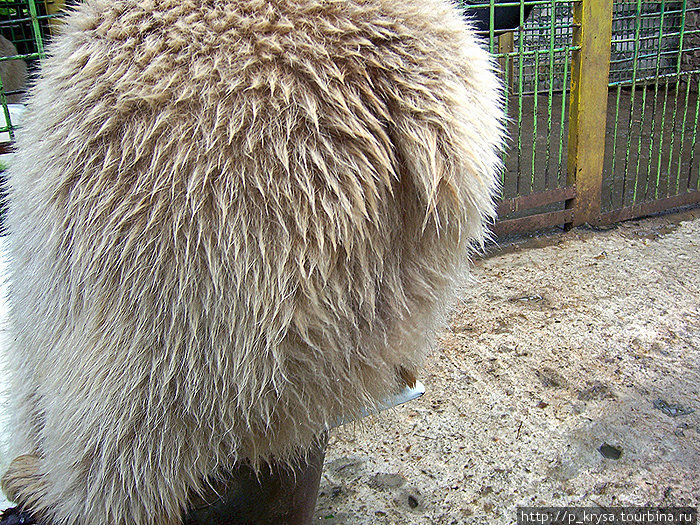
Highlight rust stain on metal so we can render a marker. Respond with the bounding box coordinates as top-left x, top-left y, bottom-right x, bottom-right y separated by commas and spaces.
497, 186, 577, 217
